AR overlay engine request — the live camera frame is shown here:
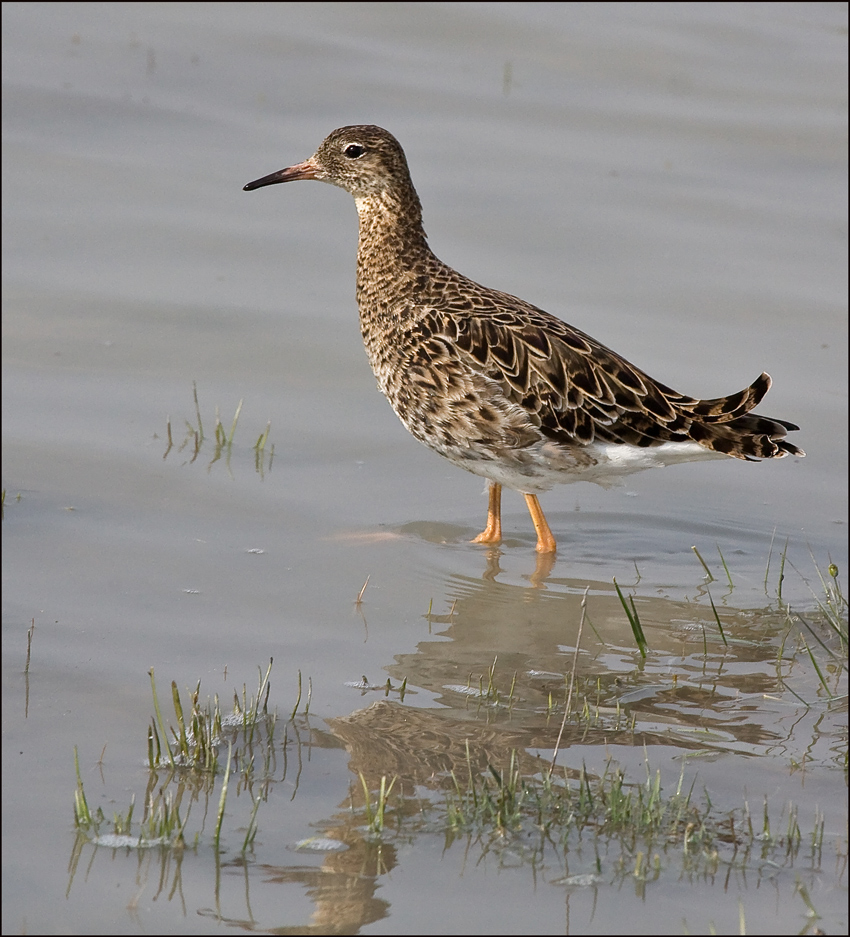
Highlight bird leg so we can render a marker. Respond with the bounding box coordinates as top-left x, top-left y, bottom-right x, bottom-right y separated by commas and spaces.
524, 493, 557, 554
471, 482, 502, 544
